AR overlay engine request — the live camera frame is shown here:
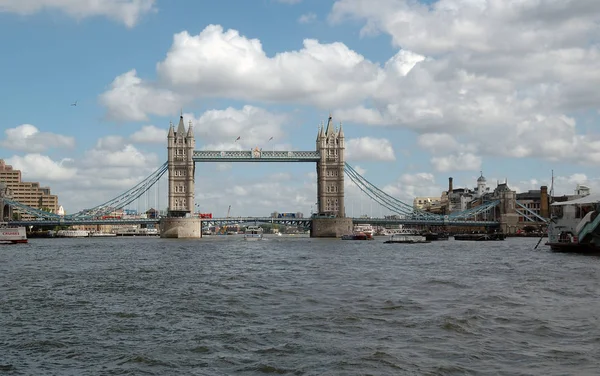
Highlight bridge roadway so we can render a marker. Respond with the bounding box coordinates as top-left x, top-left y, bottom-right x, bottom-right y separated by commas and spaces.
10, 217, 500, 227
